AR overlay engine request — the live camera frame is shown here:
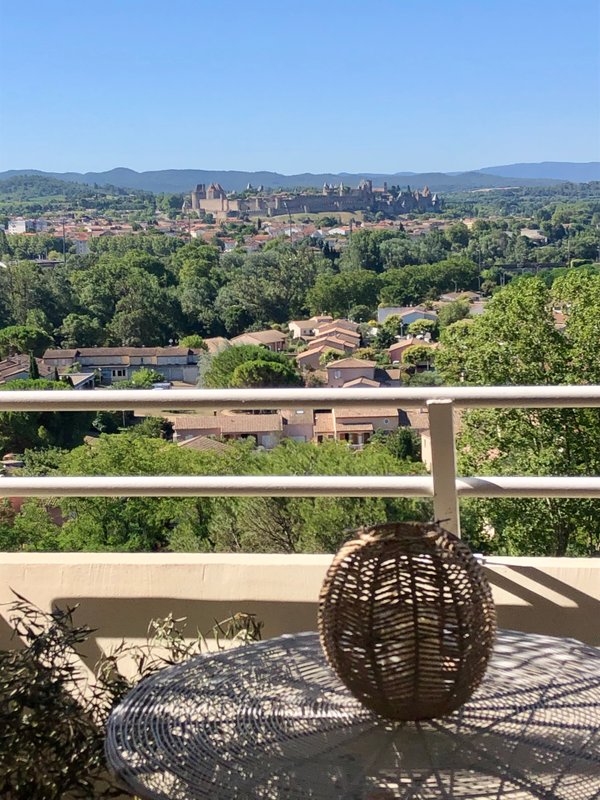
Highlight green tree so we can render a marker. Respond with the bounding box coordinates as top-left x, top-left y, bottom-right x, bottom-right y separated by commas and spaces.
437, 299, 471, 329
230, 358, 301, 388
438, 277, 600, 556
28, 352, 40, 379
0, 379, 93, 453
114, 368, 166, 389
179, 334, 207, 350
402, 344, 435, 367
0, 325, 52, 358
406, 319, 438, 339
203, 345, 293, 388
339, 229, 404, 272
209, 440, 430, 553
307, 270, 382, 318
368, 427, 422, 461
59, 313, 104, 348
446, 222, 470, 248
